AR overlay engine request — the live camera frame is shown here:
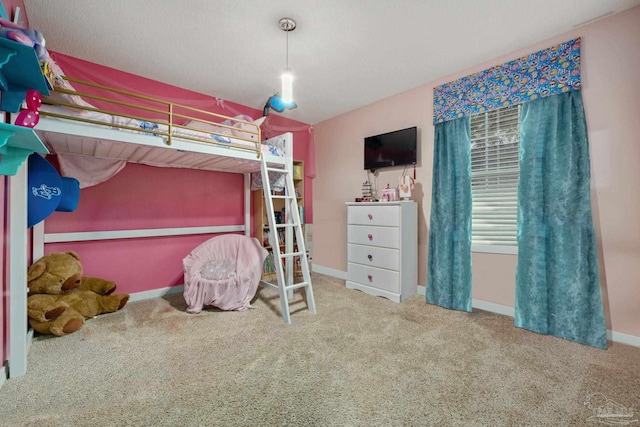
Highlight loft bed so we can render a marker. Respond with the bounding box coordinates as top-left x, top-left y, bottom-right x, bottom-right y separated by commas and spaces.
0, 7, 292, 381
7, 56, 298, 378
32, 71, 291, 176
24, 57, 295, 239
22, 57, 296, 249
